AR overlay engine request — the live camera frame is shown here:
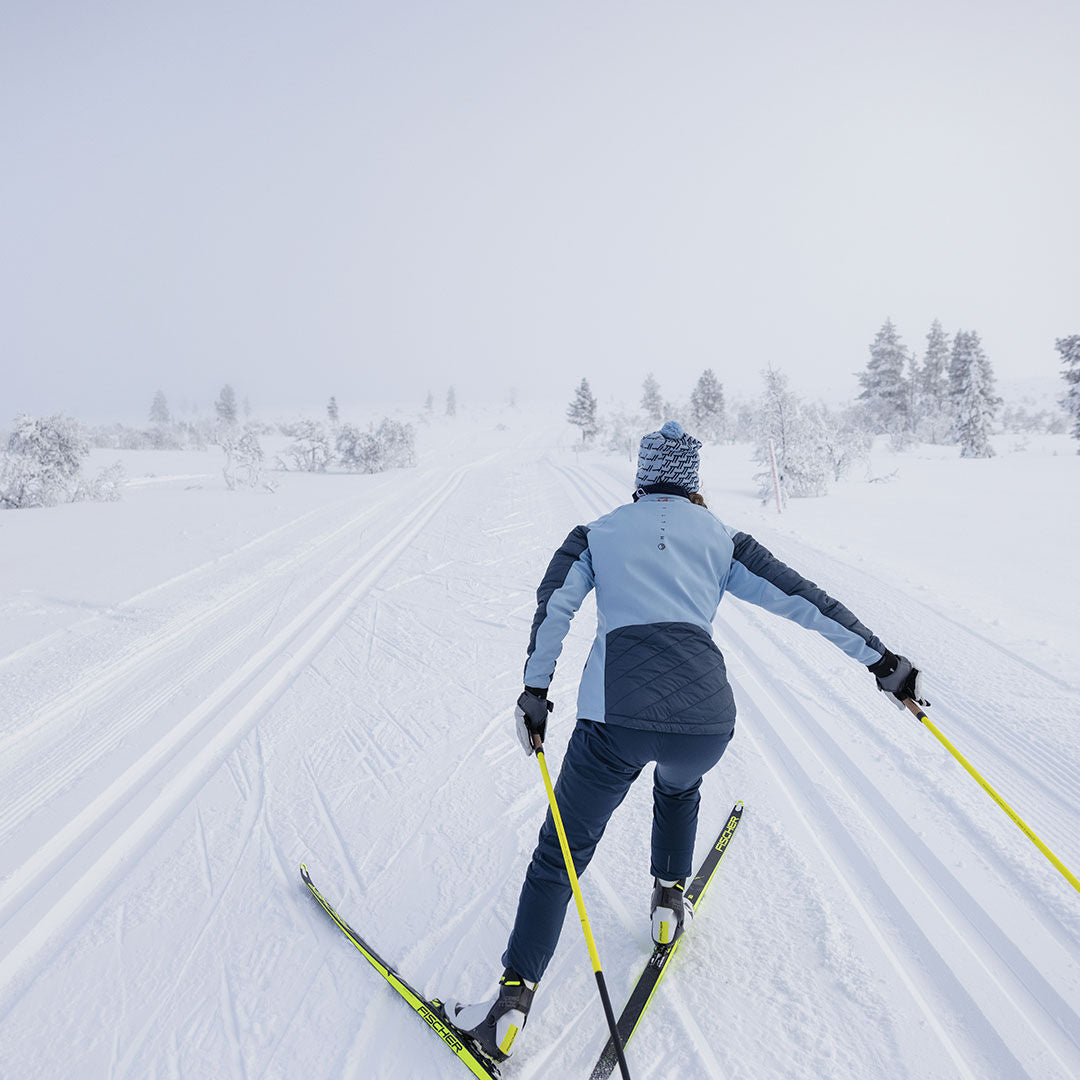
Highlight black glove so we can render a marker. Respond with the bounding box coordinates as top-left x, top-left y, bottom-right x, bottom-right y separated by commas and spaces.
868, 650, 928, 708
515, 687, 554, 754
